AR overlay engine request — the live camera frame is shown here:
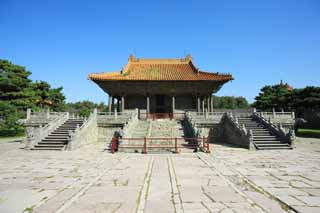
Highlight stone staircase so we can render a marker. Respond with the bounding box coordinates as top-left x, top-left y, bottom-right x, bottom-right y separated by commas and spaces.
118, 119, 196, 153
32, 119, 84, 151
131, 120, 150, 138
148, 119, 195, 153
237, 117, 291, 150
118, 120, 150, 153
